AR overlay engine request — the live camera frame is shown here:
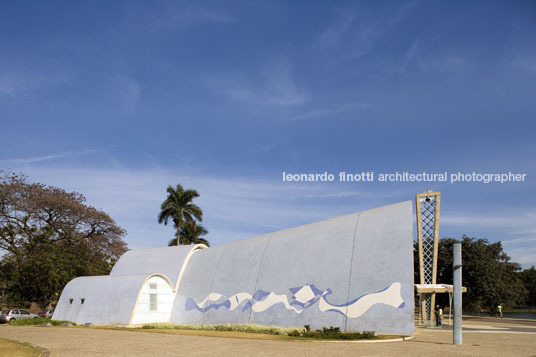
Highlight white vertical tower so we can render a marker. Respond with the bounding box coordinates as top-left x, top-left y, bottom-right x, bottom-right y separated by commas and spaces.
416, 191, 441, 323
